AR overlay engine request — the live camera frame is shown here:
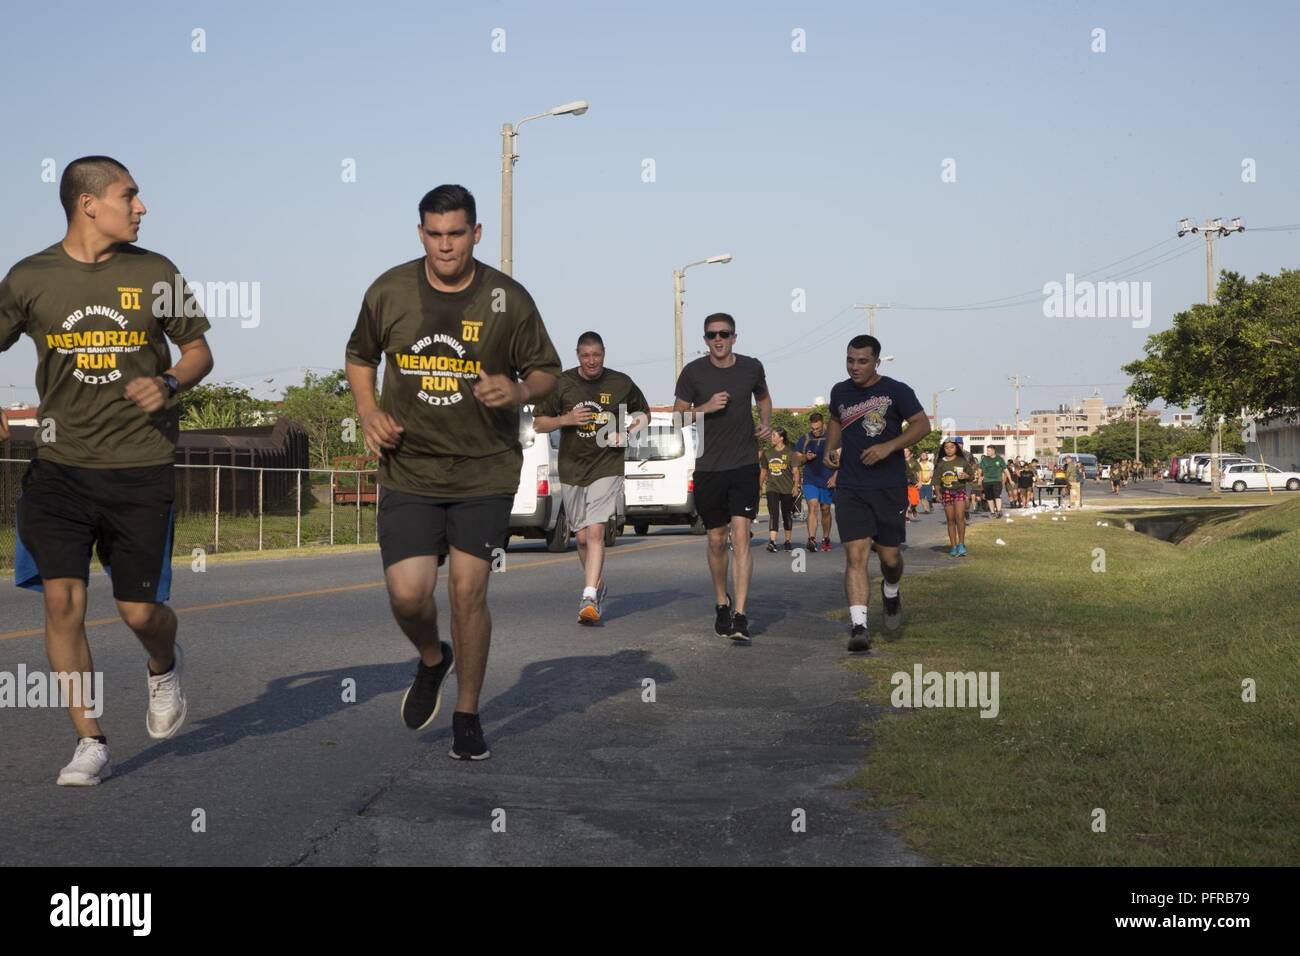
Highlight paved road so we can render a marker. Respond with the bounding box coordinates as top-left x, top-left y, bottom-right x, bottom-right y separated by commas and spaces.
0, 511, 967, 867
